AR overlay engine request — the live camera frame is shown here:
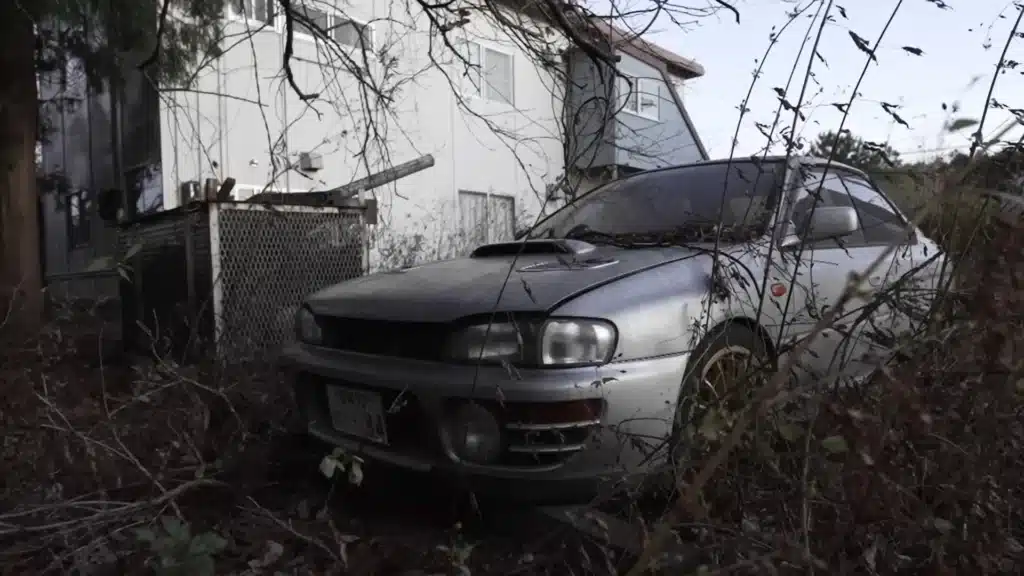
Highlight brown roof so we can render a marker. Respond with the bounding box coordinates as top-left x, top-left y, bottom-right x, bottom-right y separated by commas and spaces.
495, 0, 705, 79
591, 19, 705, 79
